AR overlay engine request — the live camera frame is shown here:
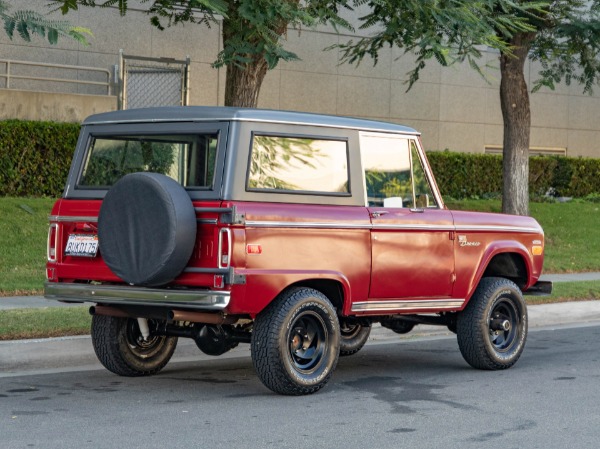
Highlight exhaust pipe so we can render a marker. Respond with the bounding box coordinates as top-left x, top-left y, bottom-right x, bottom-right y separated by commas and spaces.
89, 305, 236, 325
89, 305, 131, 318
168, 310, 236, 325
